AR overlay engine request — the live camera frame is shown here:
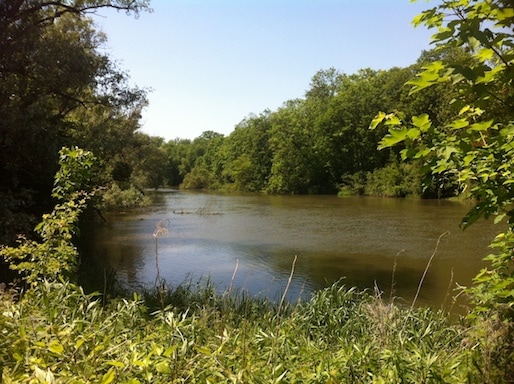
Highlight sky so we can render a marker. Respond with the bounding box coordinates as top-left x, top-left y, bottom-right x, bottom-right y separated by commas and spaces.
93, 0, 438, 141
